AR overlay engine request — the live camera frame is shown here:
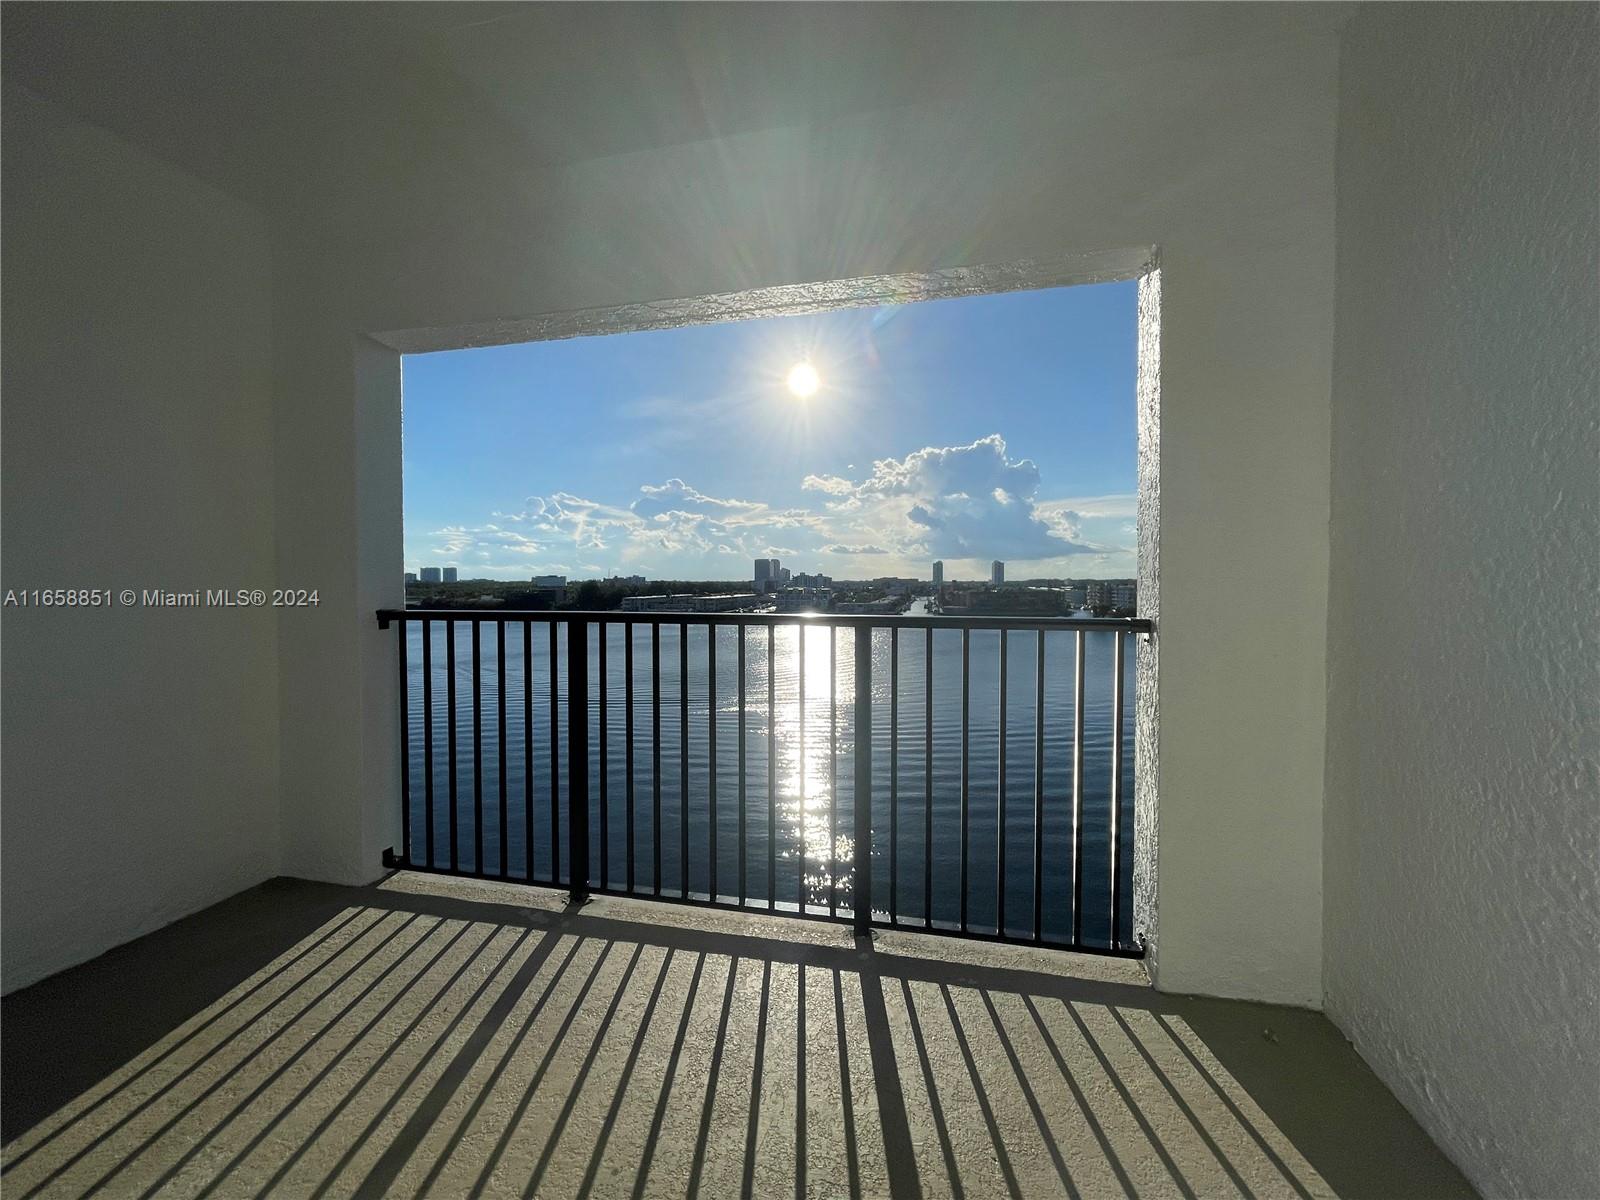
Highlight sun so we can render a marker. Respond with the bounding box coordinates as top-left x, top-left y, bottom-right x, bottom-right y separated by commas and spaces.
786, 361, 820, 398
